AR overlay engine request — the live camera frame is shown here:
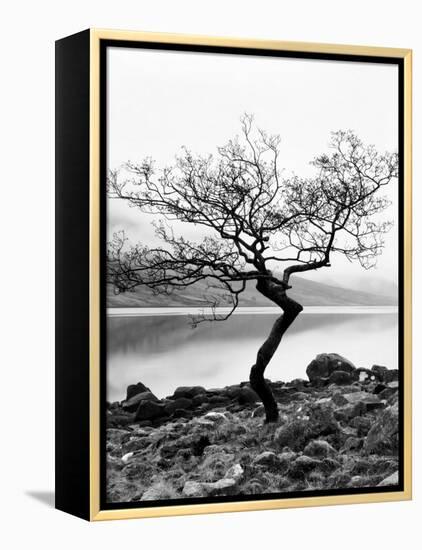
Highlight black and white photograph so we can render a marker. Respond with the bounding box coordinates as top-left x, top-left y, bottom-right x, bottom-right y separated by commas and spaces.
104, 43, 403, 506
